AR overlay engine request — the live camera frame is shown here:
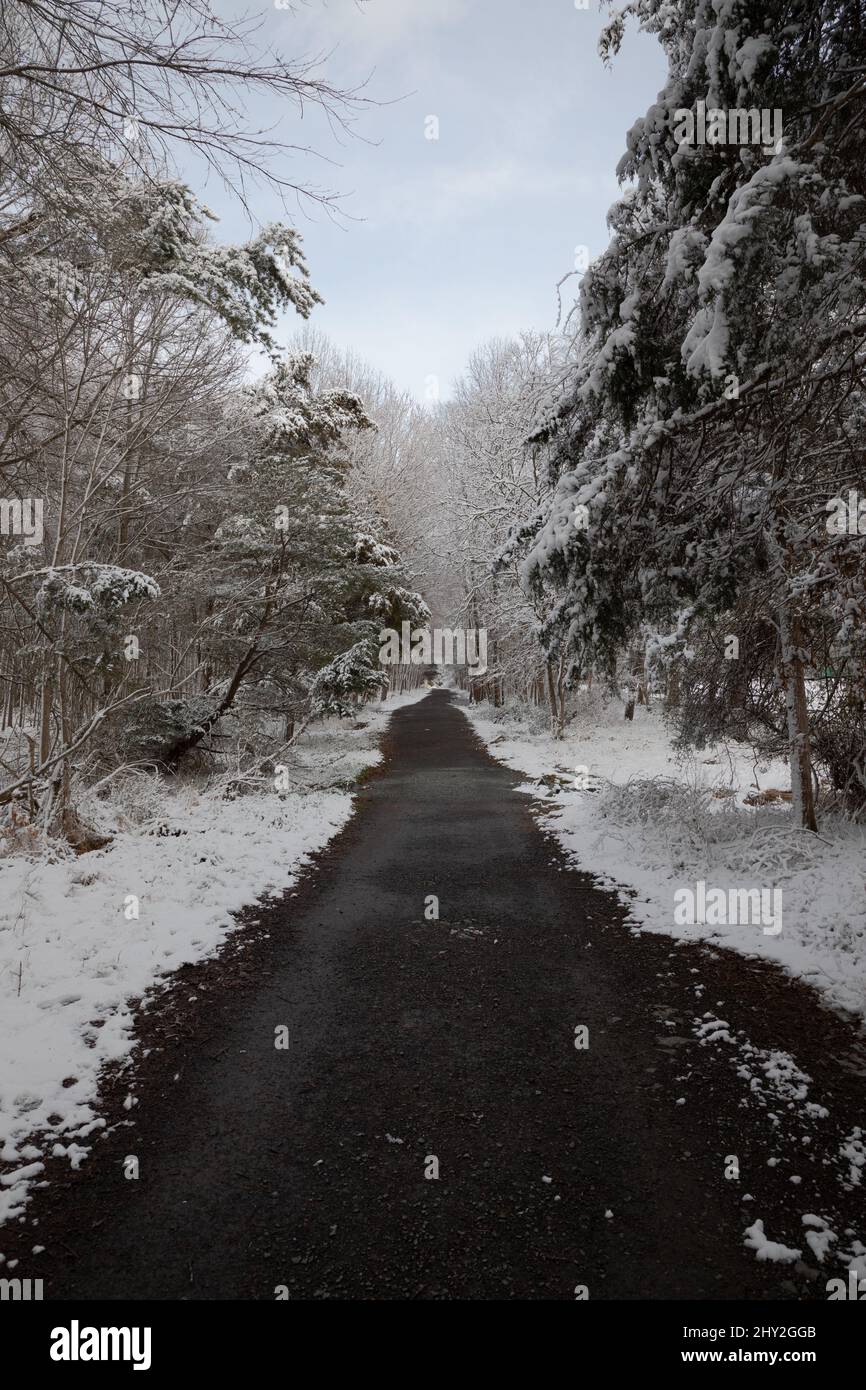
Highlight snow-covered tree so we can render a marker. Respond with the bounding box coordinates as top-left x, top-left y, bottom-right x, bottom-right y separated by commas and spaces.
518, 0, 866, 823
0, 0, 396, 835
424, 332, 575, 726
